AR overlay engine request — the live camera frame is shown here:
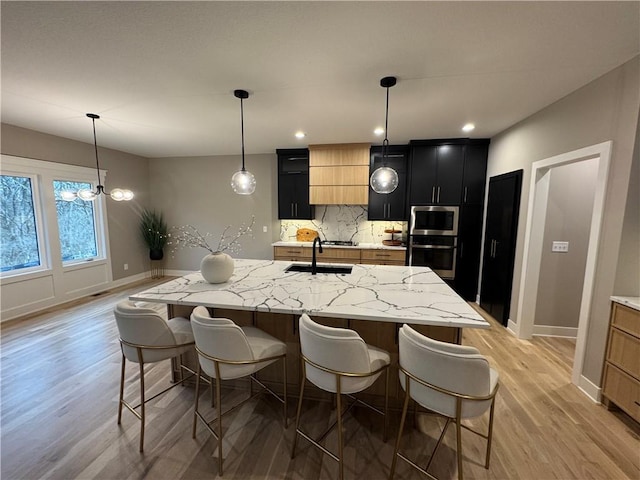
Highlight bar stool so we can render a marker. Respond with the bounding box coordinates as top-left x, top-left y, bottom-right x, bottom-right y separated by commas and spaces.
389, 324, 499, 480
113, 300, 196, 452
292, 313, 391, 480
190, 306, 287, 476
